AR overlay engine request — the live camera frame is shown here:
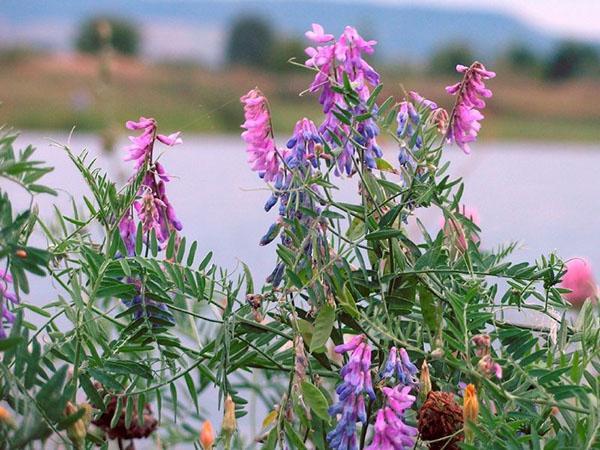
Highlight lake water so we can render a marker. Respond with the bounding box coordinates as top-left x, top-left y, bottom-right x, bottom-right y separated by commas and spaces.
3, 132, 600, 447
